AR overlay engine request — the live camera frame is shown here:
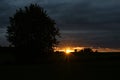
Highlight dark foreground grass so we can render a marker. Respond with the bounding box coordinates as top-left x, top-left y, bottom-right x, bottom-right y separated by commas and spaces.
0, 62, 120, 80
0, 52, 120, 80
